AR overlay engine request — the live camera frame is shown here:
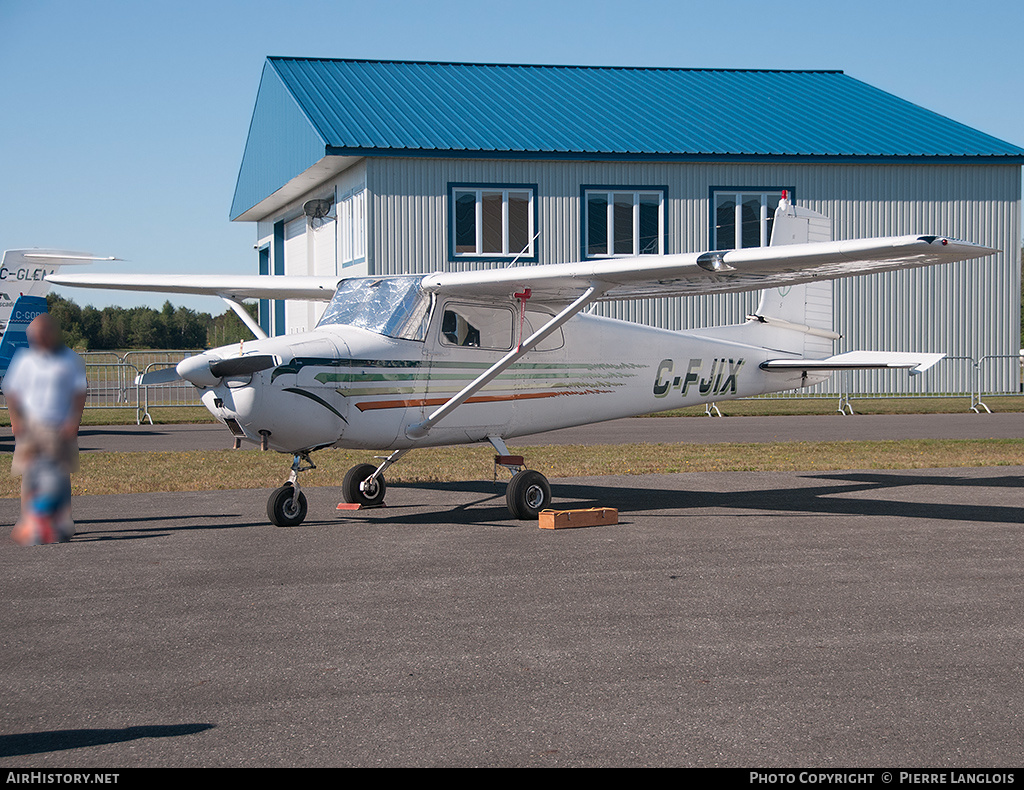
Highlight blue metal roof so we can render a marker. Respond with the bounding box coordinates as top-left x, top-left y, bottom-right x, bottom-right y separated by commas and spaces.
231, 57, 1024, 219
